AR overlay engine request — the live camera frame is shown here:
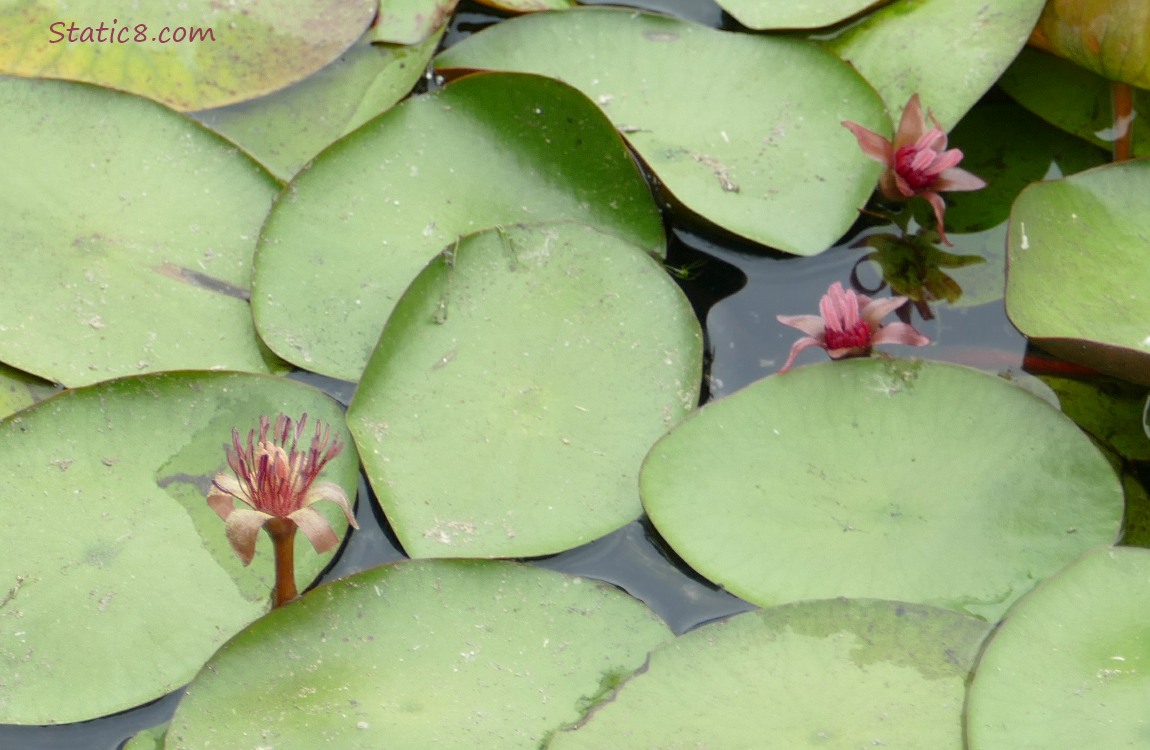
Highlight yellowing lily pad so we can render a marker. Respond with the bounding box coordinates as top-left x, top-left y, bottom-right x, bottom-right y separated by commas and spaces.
436, 8, 889, 256
1029, 0, 1150, 88
0, 77, 281, 387
966, 546, 1150, 749
166, 560, 673, 750
641, 359, 1123, 620
0, 372, 358, 724
1006, 159, 1150, 384
347, 222, 702, 558
549, 599, 991, 749
252, 72, 664, 381
0, 0, 376, 111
